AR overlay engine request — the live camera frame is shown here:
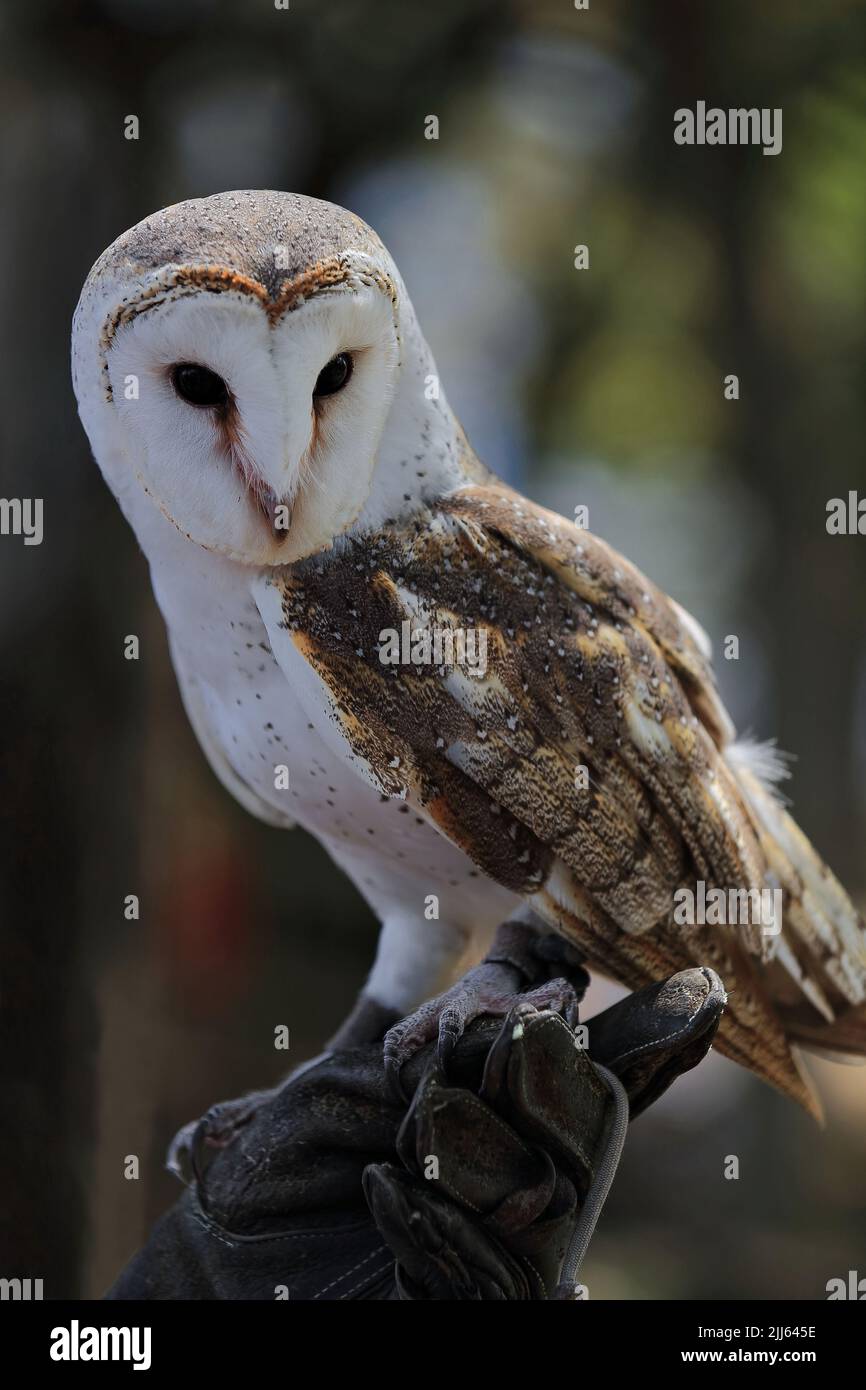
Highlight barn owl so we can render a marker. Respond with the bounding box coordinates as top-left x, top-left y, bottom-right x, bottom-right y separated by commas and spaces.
72, 190, 866, 1116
